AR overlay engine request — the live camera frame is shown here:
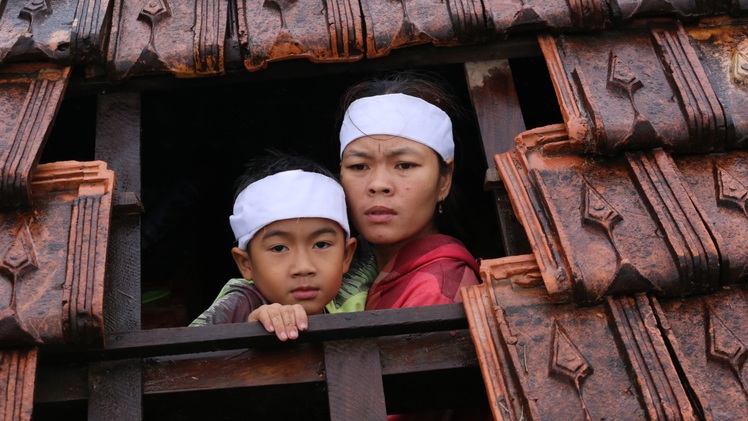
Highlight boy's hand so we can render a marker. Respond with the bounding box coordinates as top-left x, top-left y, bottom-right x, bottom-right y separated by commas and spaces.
248, 303, 308, 341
